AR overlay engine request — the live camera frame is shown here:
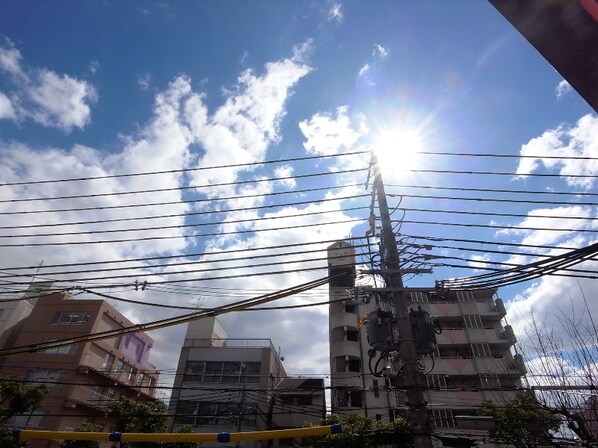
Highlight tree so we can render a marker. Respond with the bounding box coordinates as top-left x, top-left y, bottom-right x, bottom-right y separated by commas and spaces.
59, 423, 101, 448
517, 294, 598, 446
305, 412, 413, 448
0, 377, 48, 448
108, 397, 168, 448
478, 393, 561, 448
162, 424, 202, 448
